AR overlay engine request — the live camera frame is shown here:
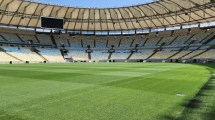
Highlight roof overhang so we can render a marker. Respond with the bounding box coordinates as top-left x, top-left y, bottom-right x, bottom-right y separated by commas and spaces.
0, 0, 214, 31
